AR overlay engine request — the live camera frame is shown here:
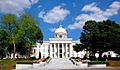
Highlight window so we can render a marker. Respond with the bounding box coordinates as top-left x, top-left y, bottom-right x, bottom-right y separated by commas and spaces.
59, 44, 62, 48
68, 44, 70, 47
60, 49, 62, 53
34, 49, 35, 53
52, 44, 54, 48
59, 35, 62, 38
